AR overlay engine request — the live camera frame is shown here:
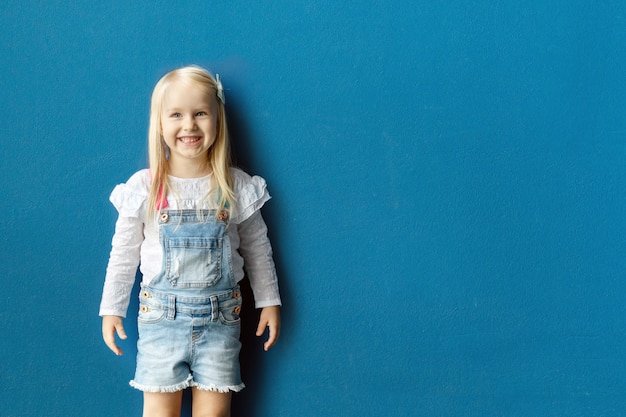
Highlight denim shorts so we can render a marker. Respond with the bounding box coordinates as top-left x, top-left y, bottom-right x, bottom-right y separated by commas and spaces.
129, 286, 244, 393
